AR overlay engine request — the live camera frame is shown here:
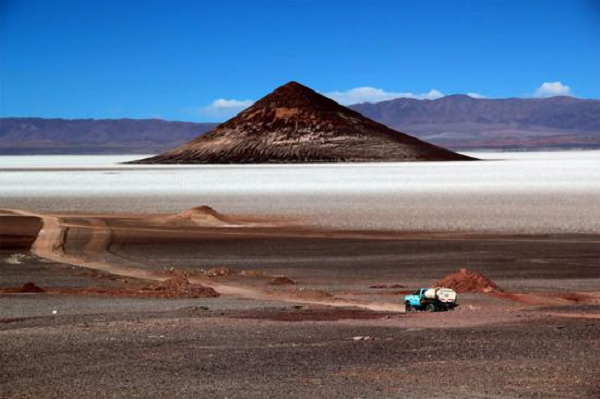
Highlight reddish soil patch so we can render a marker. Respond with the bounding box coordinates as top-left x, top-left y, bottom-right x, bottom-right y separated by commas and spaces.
0, 317, 28, 324
19, 282, 46, 293
77, 277, 219, 298
492, 292, 551, 305
234, 308, 398, 322
369, 284, 405, 289
270, 277, 297, 285
1, 277, 219, 299
493, 291, 600, 305
286, 289, 334, 300
556, 292, 599, 303
0, 215, 42, 250
434, 268, 503, 293
353, 290, 412, 297
144, 276, 219, 298
0, 282, 47, 294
